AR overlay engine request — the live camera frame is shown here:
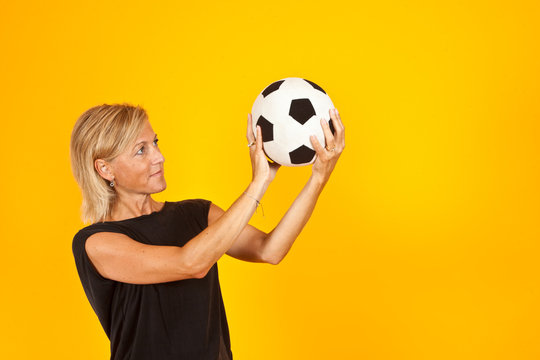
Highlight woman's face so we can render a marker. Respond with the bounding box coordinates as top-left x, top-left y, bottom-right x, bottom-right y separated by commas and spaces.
108, 119, 166, 195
